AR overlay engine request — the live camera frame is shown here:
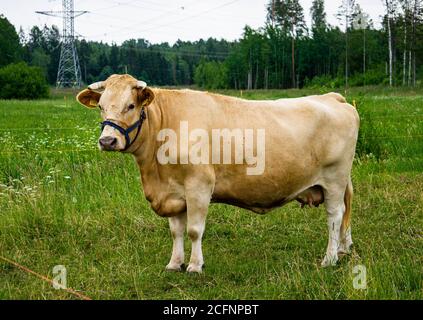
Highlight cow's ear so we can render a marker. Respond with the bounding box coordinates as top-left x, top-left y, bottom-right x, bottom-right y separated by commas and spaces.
76, 89, 102, 109
138, 87, 155, 107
